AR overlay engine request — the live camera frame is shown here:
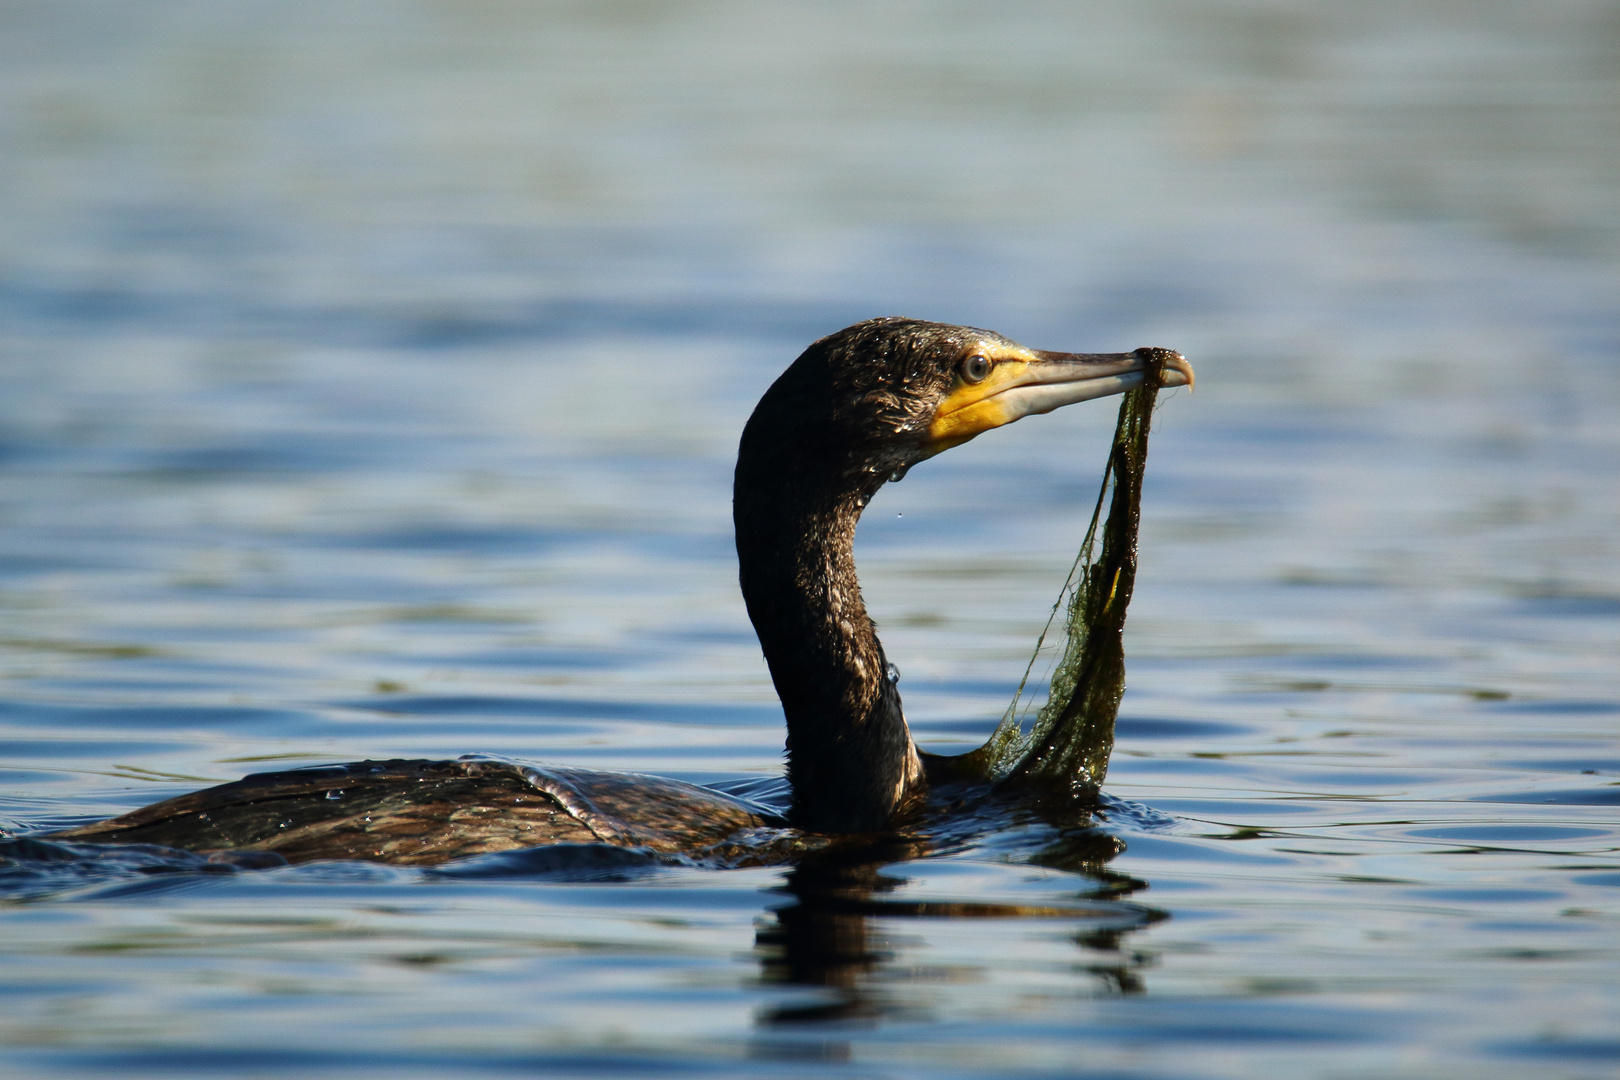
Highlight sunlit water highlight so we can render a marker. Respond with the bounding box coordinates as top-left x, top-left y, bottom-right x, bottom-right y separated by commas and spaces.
1, 3, 1617, 1078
